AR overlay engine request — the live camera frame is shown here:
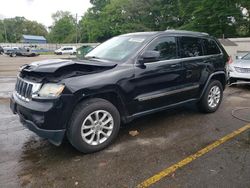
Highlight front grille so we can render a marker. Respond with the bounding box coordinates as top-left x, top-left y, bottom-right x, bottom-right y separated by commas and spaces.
235, 67, 250, 73
15, 77, 34, 101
